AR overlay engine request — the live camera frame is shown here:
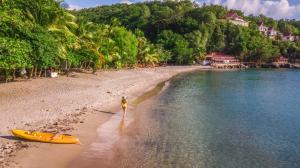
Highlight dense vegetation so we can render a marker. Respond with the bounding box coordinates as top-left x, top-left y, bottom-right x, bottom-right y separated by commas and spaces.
75, 1, 300, 63
0, 0, 170, 82
1, 0, 300, 82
